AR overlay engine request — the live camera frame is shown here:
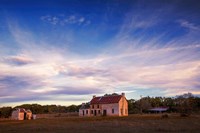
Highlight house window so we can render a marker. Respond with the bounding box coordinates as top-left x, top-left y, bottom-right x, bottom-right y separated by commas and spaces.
97, 105, 99, 108
98, 110, 100, 114
121, 109, 123, 115
91, 110, 93, 114
92, 105, 94, 109
112, 109, 114, 114
86, 110, 88, 114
